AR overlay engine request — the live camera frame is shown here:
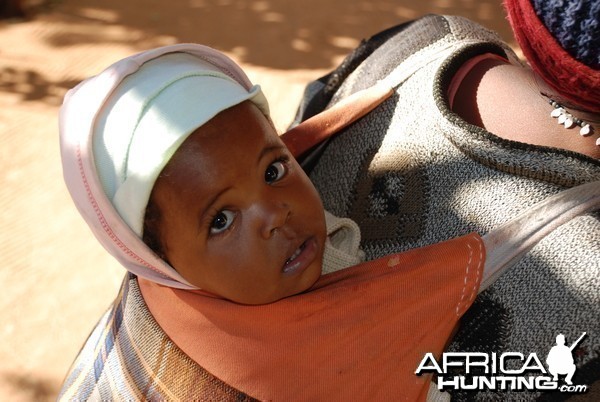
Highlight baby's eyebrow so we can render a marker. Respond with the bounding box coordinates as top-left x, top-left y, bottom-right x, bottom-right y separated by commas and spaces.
256, 143, 286, 164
